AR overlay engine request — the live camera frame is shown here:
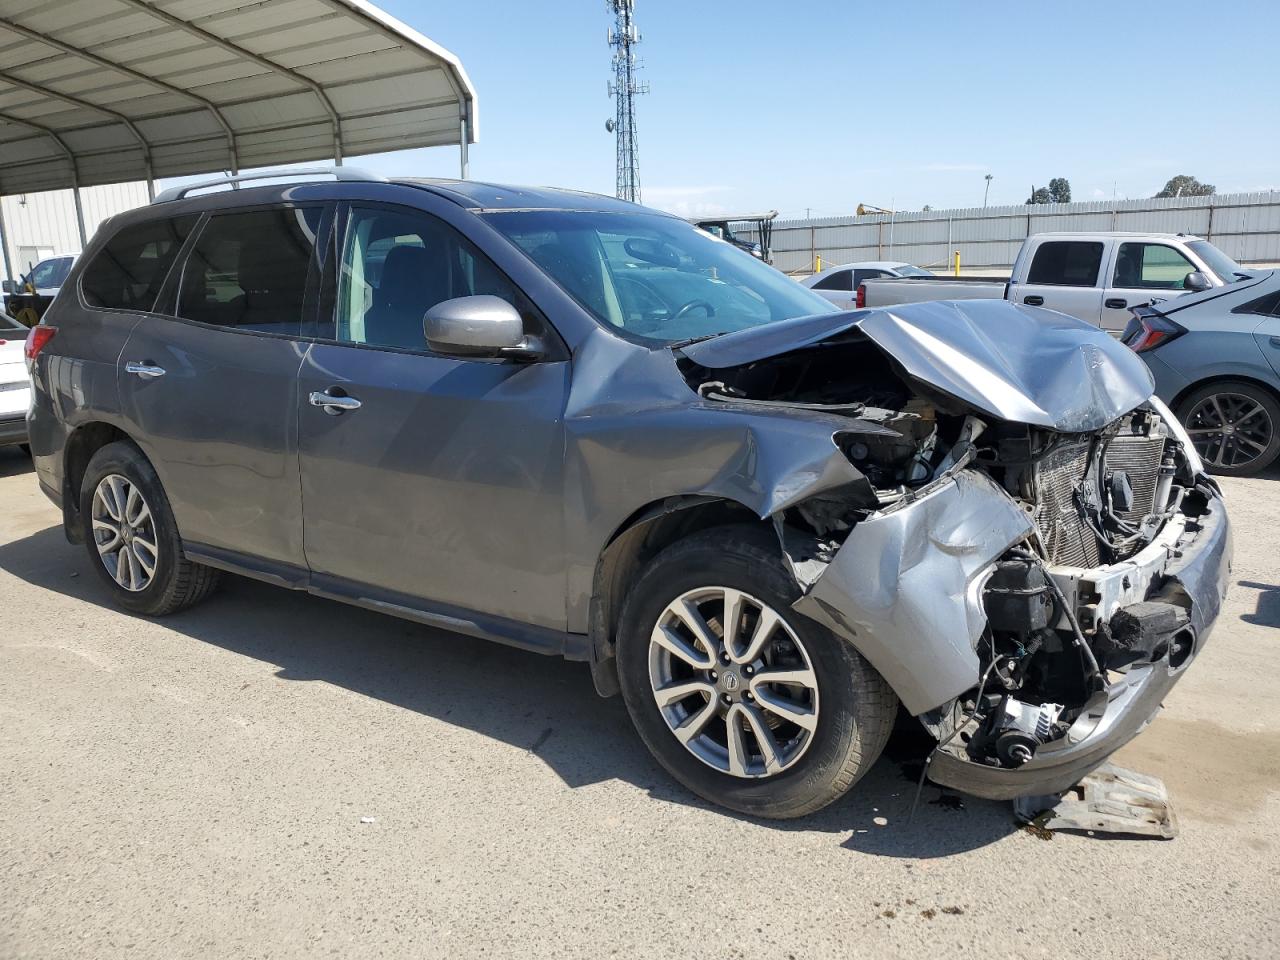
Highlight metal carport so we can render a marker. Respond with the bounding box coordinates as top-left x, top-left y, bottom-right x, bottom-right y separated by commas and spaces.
0, 0, 477, 278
